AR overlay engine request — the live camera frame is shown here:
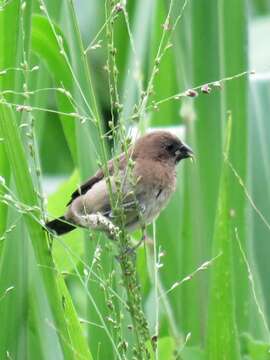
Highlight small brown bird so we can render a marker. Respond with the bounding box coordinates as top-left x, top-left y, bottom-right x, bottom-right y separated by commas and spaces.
46, 131, 193, 236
